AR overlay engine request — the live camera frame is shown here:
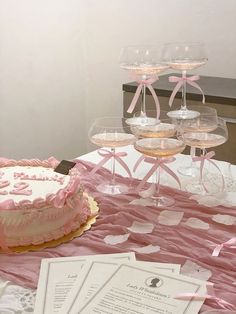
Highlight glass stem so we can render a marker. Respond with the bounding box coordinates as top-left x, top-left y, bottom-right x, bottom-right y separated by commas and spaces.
181, 70, 187, 111
199, 148, 206, 186
154, 158, 161, 197
141, 84, 146, 116
111, 148, 116, 185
